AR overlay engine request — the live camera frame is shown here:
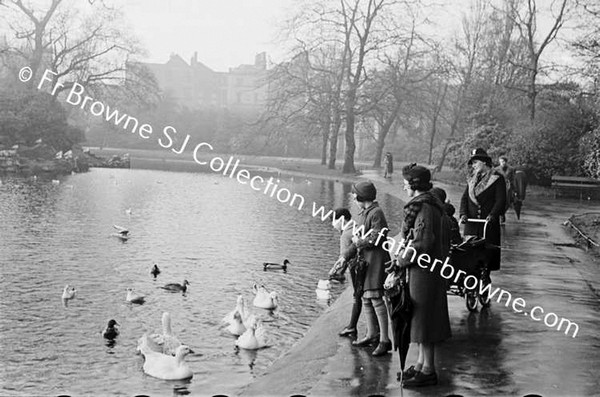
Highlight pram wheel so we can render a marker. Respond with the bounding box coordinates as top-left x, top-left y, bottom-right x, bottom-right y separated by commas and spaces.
479, 269, 492, 307
466, 290, 478, 312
